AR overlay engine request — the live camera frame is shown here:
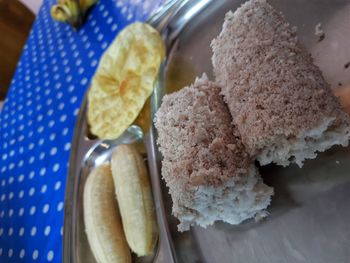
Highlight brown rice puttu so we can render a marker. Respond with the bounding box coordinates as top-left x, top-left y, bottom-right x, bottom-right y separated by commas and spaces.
211, 0, 350, 167
154, 74, 273, 231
